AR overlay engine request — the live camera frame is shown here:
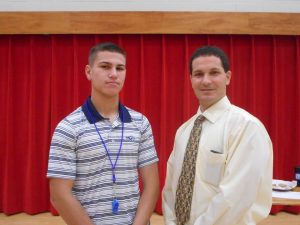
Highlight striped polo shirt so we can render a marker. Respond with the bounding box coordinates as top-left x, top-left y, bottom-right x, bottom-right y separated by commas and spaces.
47, 97, 158, 225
